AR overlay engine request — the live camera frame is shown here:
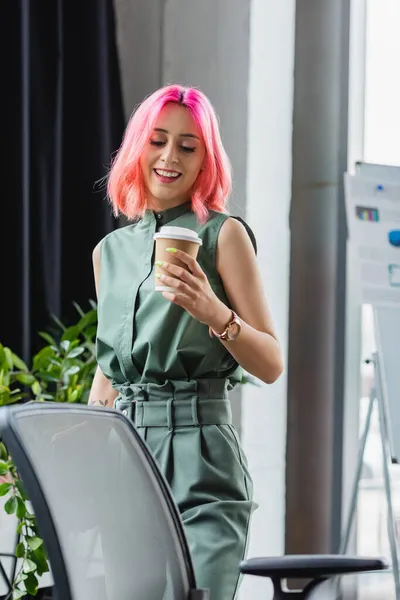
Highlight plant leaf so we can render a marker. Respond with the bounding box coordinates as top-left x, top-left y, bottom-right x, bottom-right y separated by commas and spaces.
1, 394, 26, 406
240, 372, 262, 387
16, 497, 27, 519
34, 372, 58, 383
16, 497, 27, 520
77, 309, 98, 331
67, 389, 79, 403
37, 394, 55, 400
12, 588, 26, 600
0, 442, 8, 460
0, 344, 6, 365
24, 572, 38, 596
0, 460, 9, 475
64, 366, 80, 379
0, 482, 12, 496
0, 368, 8, 386
0, 386, 10, 406
61, 326, 80, 343
67, 347, 85, 359
16, 374, 36, 386
60, 340, 70, 353
32, 547, 49, 575
84, 325, 97, 340
4, 348, 14, 369
51, 314, 66, 331
15, 542, 25, 558
15, 479, 28, 500
31, 381, 41, 396
4, 495, 18, 515
49, 357, 62, 367
16, 521, 24, 534
23, 558, 37, 574
11, 353, 29, 371
32, 346, 56, 372
27, 537, 43, 551
38, 331, 57, 346
72, 301, 85, 317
